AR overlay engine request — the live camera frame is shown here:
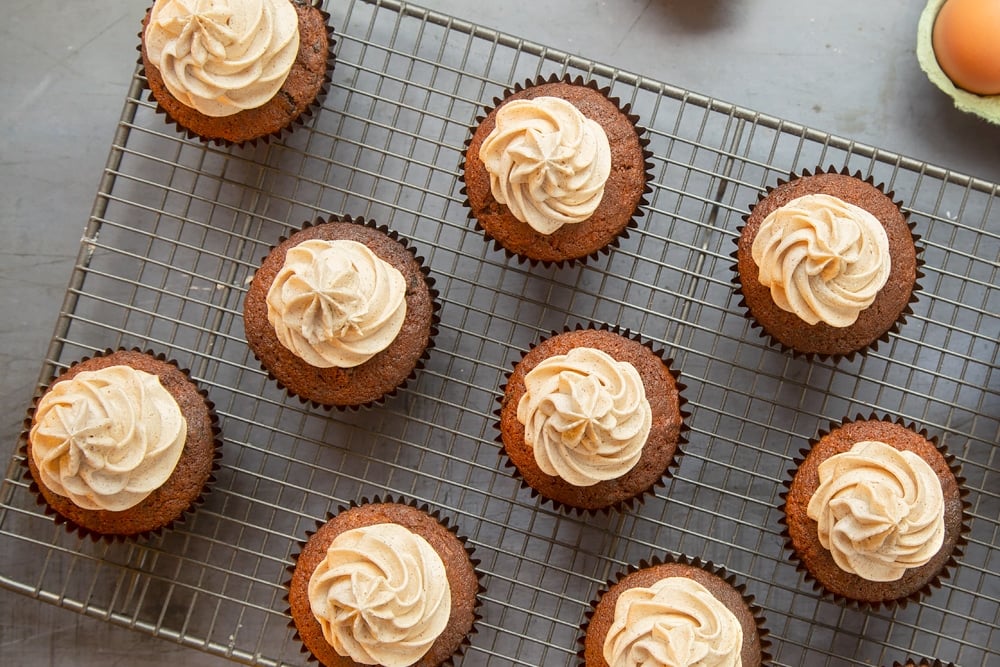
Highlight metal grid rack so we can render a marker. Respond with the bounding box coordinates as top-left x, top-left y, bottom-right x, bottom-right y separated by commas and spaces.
1, 0, 997, 665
